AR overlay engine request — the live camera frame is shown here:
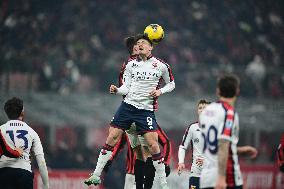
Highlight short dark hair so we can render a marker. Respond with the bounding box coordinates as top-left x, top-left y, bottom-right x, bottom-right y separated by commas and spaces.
4, 97, 23, 119
125, 36, 136, 55
217, 74, 240, 98
135, 33, 153, 46
197, 99, 211, 106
